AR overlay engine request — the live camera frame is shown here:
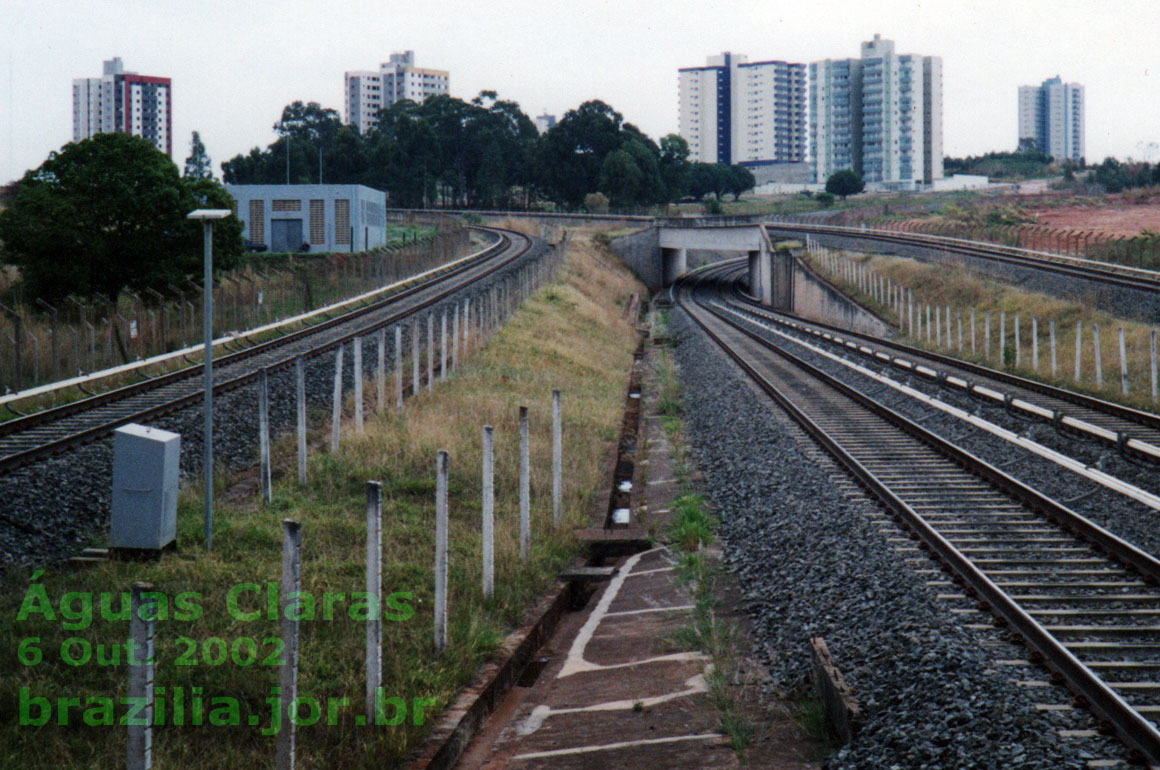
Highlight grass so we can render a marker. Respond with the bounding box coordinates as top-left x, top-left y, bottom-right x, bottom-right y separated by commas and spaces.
805, 248, 1160, 412
0, 229, 642, 768
648, 339, 752, 757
